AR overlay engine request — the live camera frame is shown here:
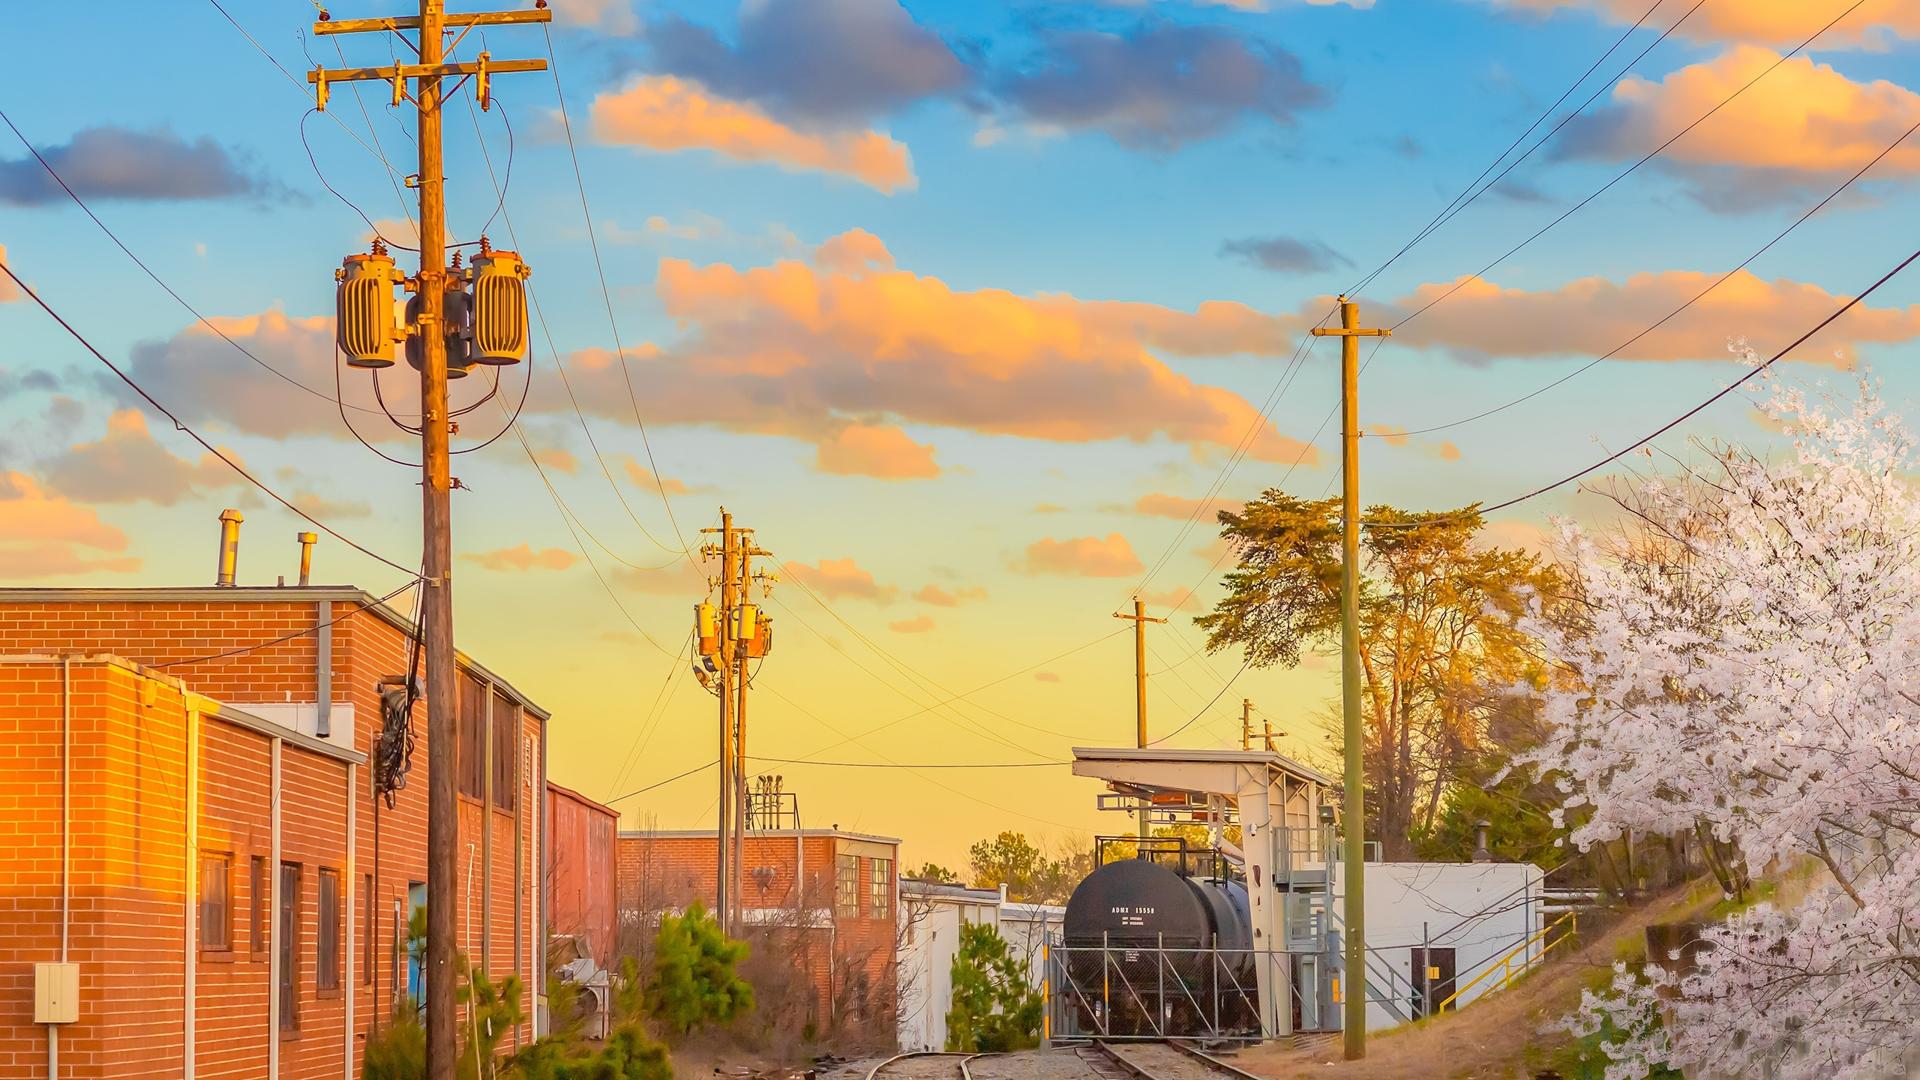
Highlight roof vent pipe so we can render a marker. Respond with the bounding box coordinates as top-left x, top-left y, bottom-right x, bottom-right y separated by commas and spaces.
1472, 819, 1493, 863
297, 532, 318, 587
216, 509, 244, 587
